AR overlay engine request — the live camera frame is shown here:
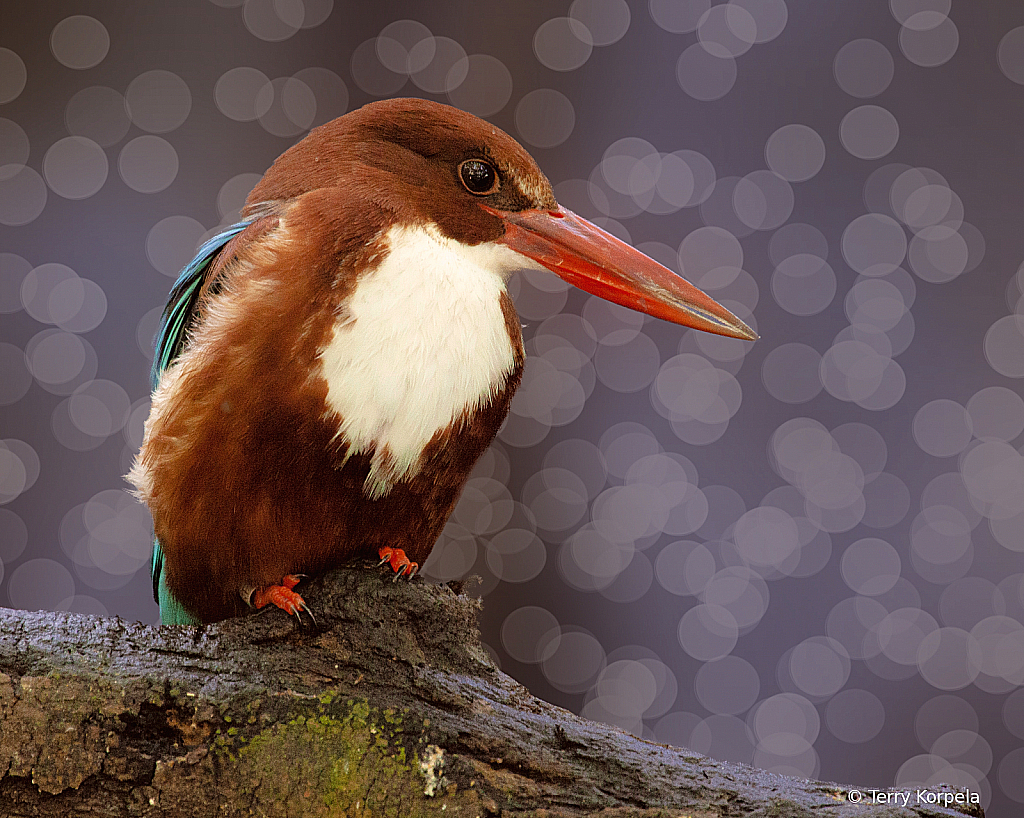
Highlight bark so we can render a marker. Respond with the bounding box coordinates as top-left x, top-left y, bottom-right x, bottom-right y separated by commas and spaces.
0, 566, 983, 818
